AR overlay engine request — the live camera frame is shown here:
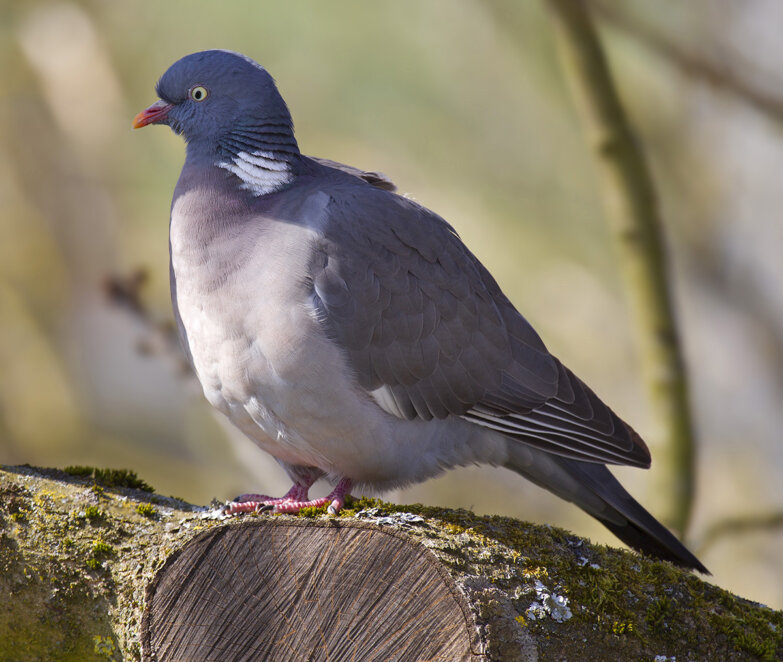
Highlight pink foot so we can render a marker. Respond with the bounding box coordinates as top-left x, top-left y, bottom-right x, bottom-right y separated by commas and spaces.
232, 483, 310, 506
222, 478, 352, 516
